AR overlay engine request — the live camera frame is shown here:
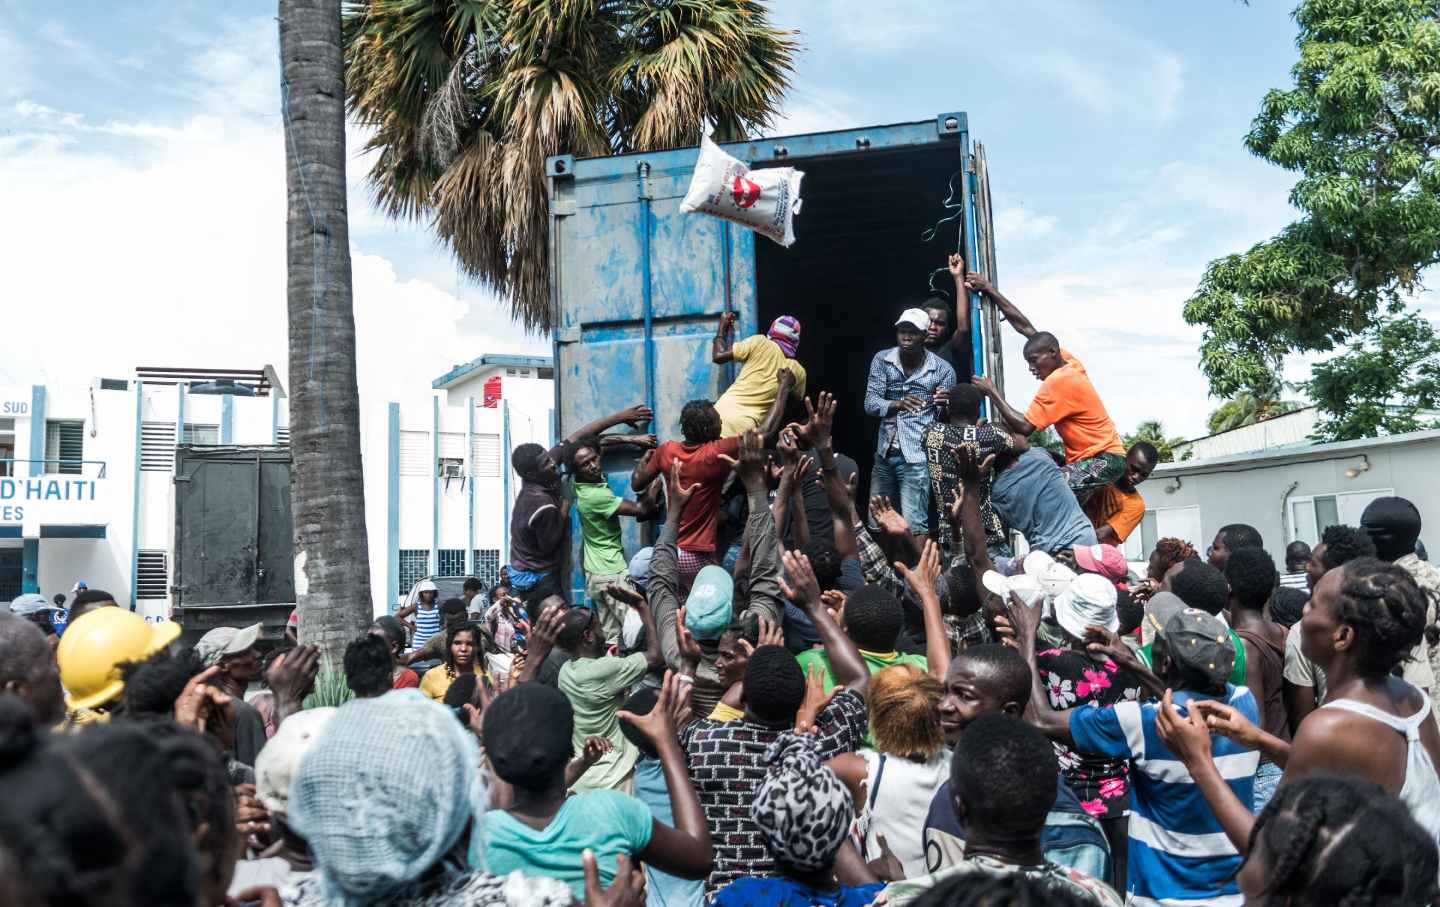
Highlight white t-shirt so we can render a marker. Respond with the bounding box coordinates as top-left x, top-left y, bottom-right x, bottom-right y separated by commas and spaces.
857, 749, 952, 879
